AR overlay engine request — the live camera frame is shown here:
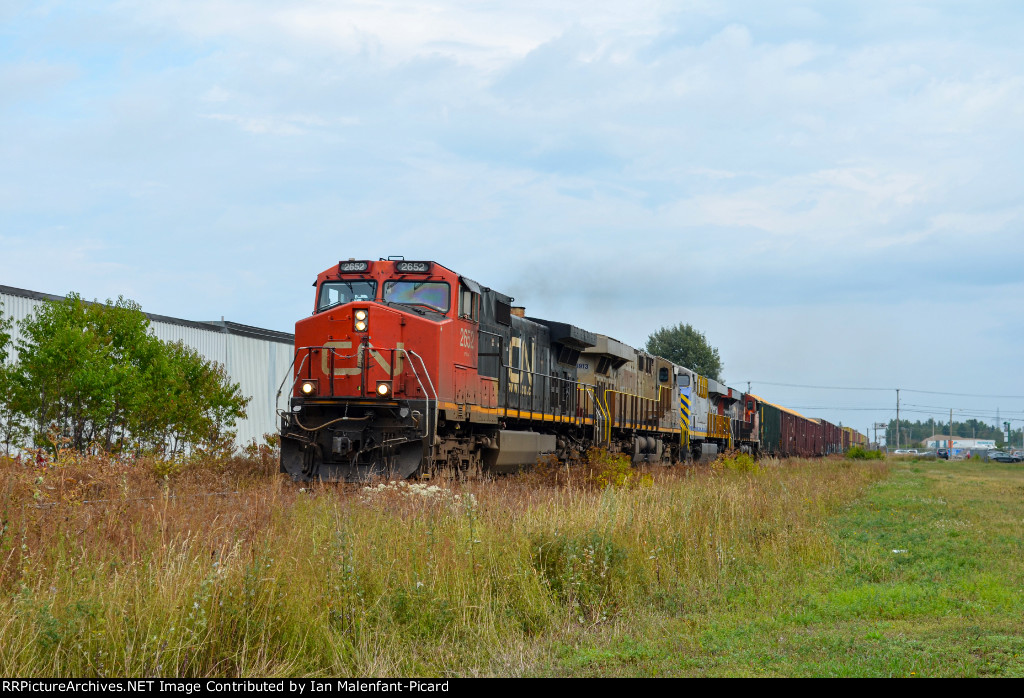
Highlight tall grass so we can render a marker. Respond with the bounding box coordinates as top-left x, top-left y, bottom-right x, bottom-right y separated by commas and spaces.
0, 452, 887, 676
